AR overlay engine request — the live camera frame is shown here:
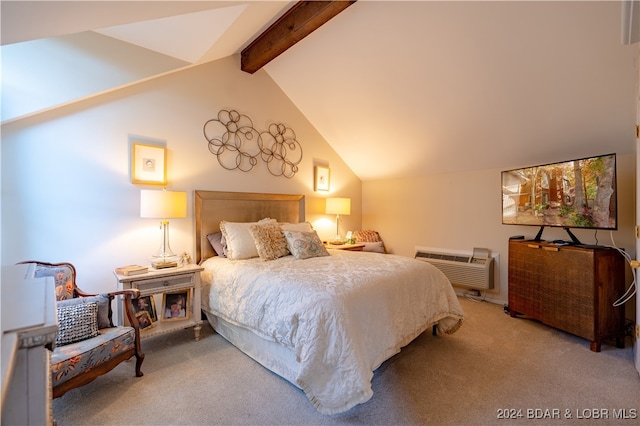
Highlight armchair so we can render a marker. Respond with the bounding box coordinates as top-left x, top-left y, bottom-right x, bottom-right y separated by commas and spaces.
18, 261, 144, 398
